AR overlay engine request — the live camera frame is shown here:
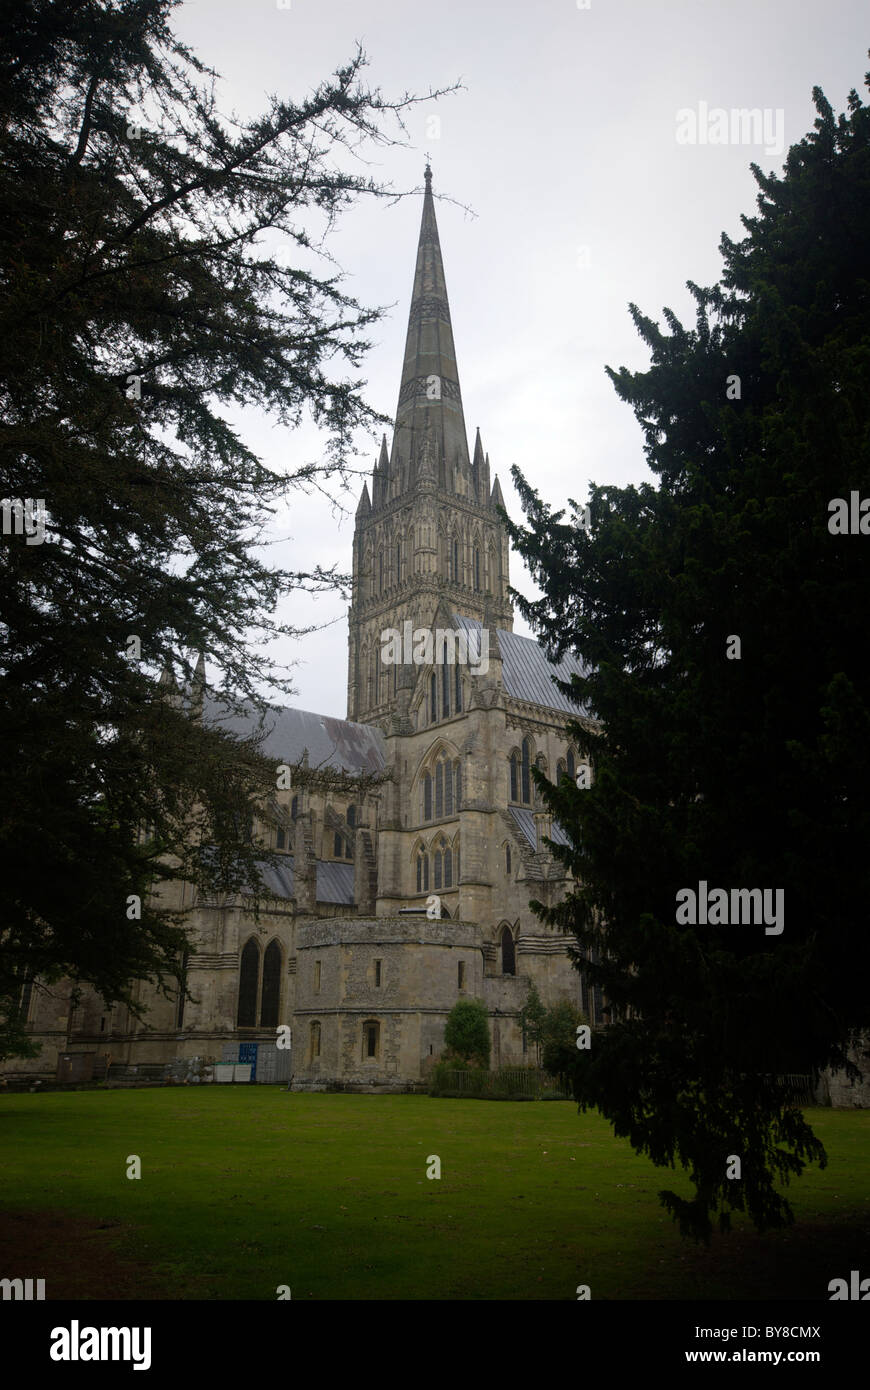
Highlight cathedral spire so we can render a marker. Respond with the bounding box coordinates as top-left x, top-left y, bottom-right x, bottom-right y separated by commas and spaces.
391, 164, 470, 487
